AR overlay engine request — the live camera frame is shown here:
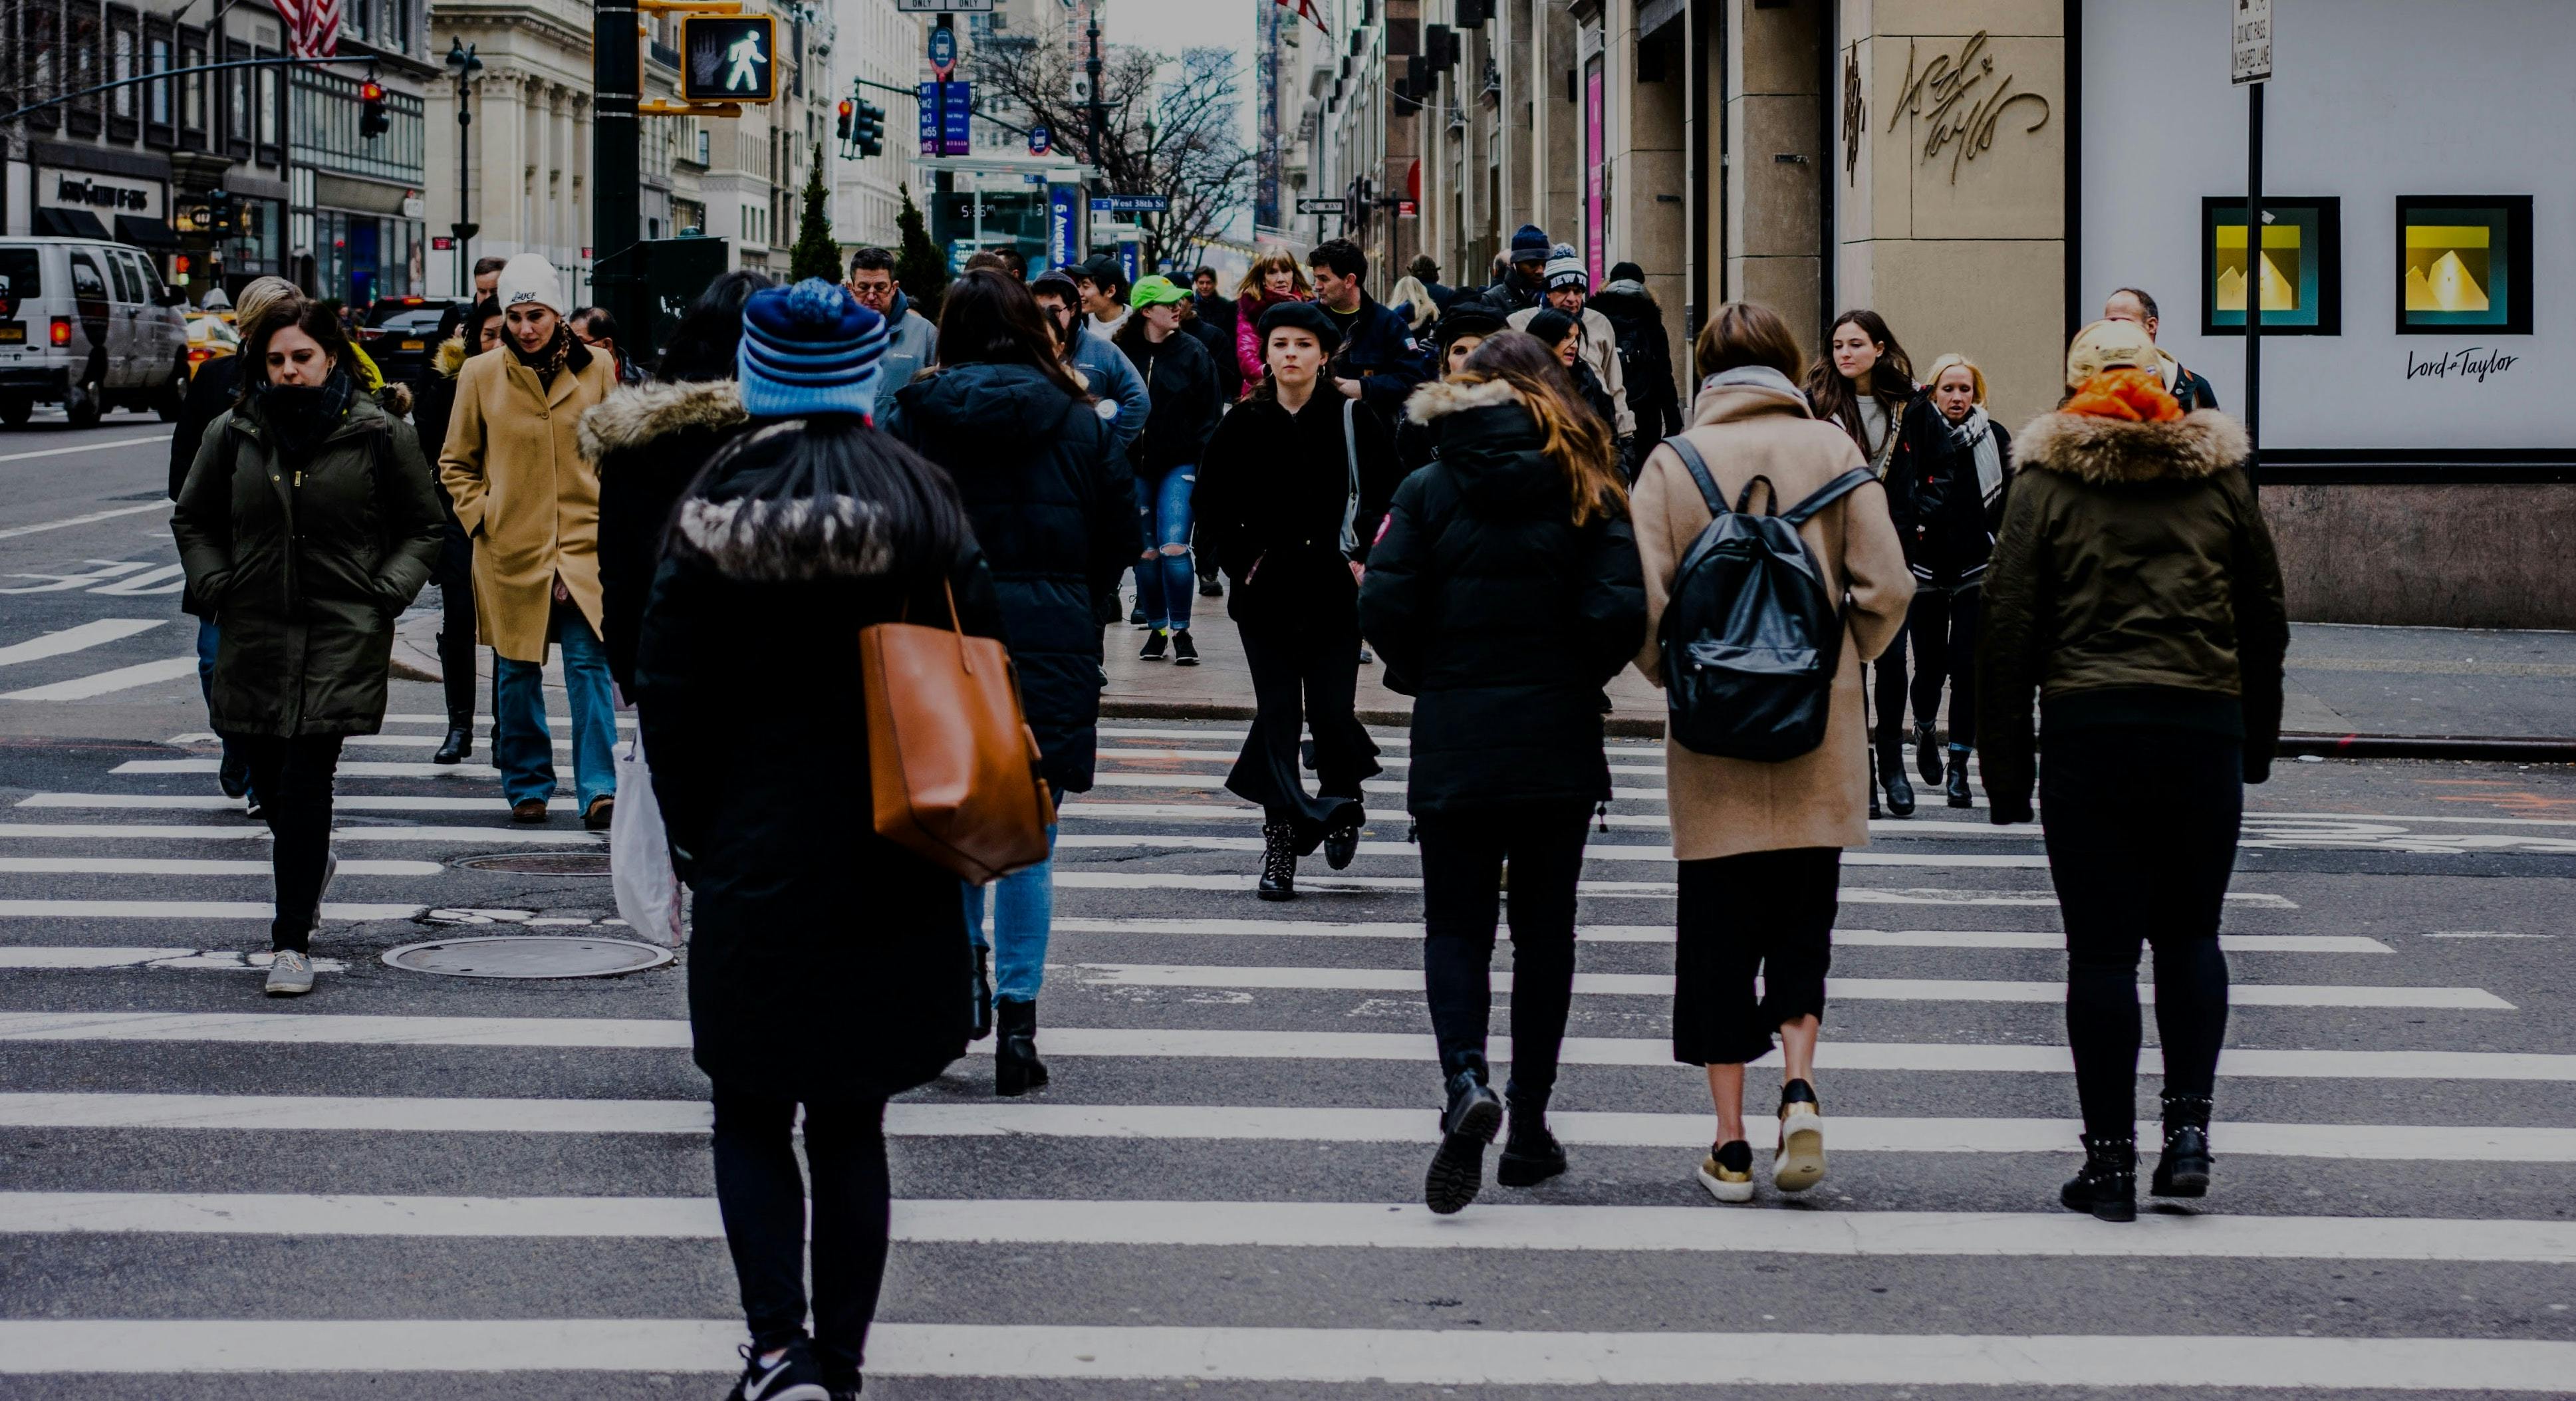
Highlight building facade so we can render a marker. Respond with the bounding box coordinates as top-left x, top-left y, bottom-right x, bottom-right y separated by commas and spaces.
826, 0, 922, 255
